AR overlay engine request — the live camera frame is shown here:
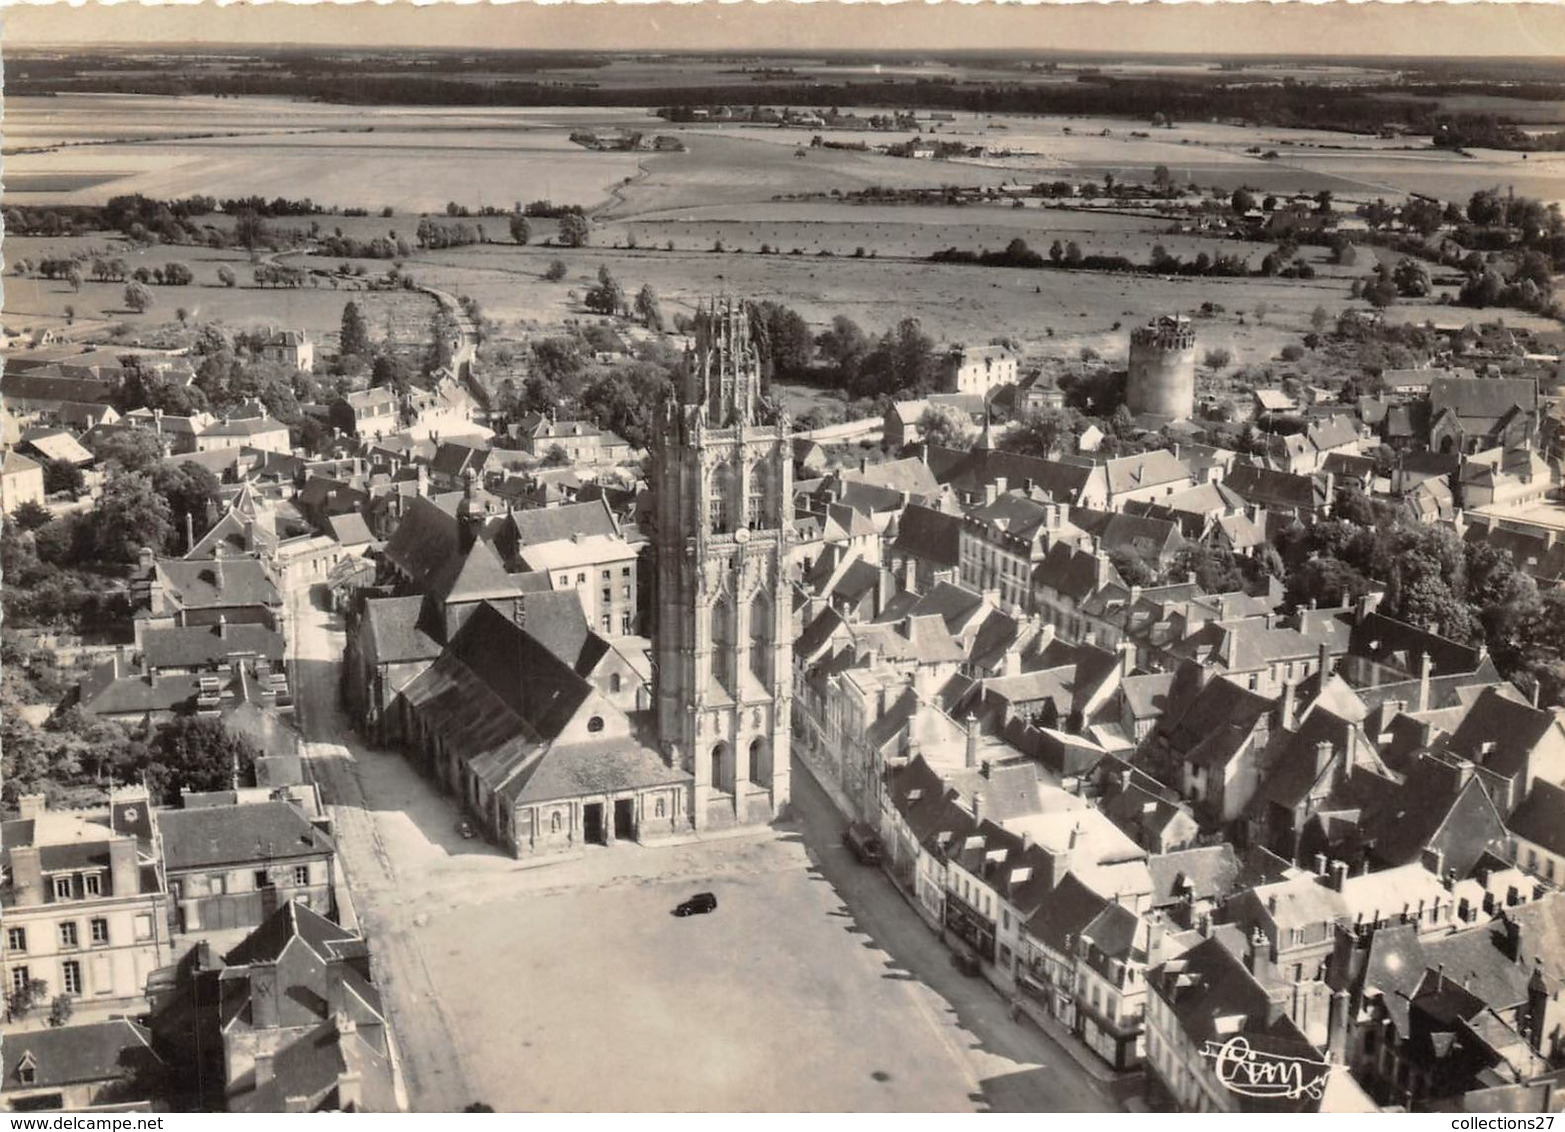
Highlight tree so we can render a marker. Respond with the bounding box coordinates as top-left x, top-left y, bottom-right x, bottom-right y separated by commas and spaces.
558, 213, 590, 248
544, 259, 568, 282
95, 471, 173, 564
1049, 239, 1064, 264
41, 458, 84, 499
1253, 300, 1271, 325
66, 265, 83, 292
816, 315, 870, 374
11, 500, 51, 532
580, 363, 674, 449
1063, 241, 1084, 267
339, 301, 371, 359
542, 444, 571, 468
998, 410, 1068, 459
751, 301, 814, 384
90, 429, 165, 476
584, 270, 626, 316
1467, 188, 1506, 227
234, 208, 267, 251
423, 308, 460, 376
7, 977, 48, 1022
1152, 164, 1173, 194
1310, 305, 1330, 335
1393, 257, 1432, 298
634, 285, 665, 333
916, 404, 976, 450
142, 716, 259, 803
153, 462, 222, 554
217, 265, 236, 288
1231, 187, 1257, 214
1203, 347, 1233, 370
48, 994, 74, 1028
509, 213, 531, 246
123, 281, 154, 313
1364, 270, 1400, 309
161, 262, 194, 286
